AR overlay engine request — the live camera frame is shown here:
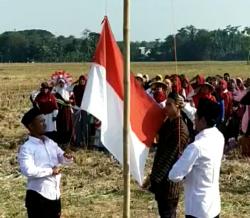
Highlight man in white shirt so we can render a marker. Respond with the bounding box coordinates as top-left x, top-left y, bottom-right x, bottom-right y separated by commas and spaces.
18, 107, 73, 218
169, 99, 225, 218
